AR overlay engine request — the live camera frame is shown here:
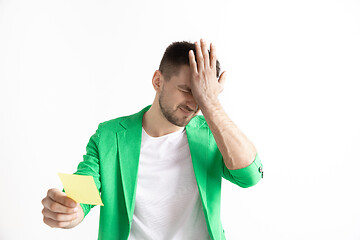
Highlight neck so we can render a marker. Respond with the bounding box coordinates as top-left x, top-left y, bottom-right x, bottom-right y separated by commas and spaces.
142, 98, 183, 137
